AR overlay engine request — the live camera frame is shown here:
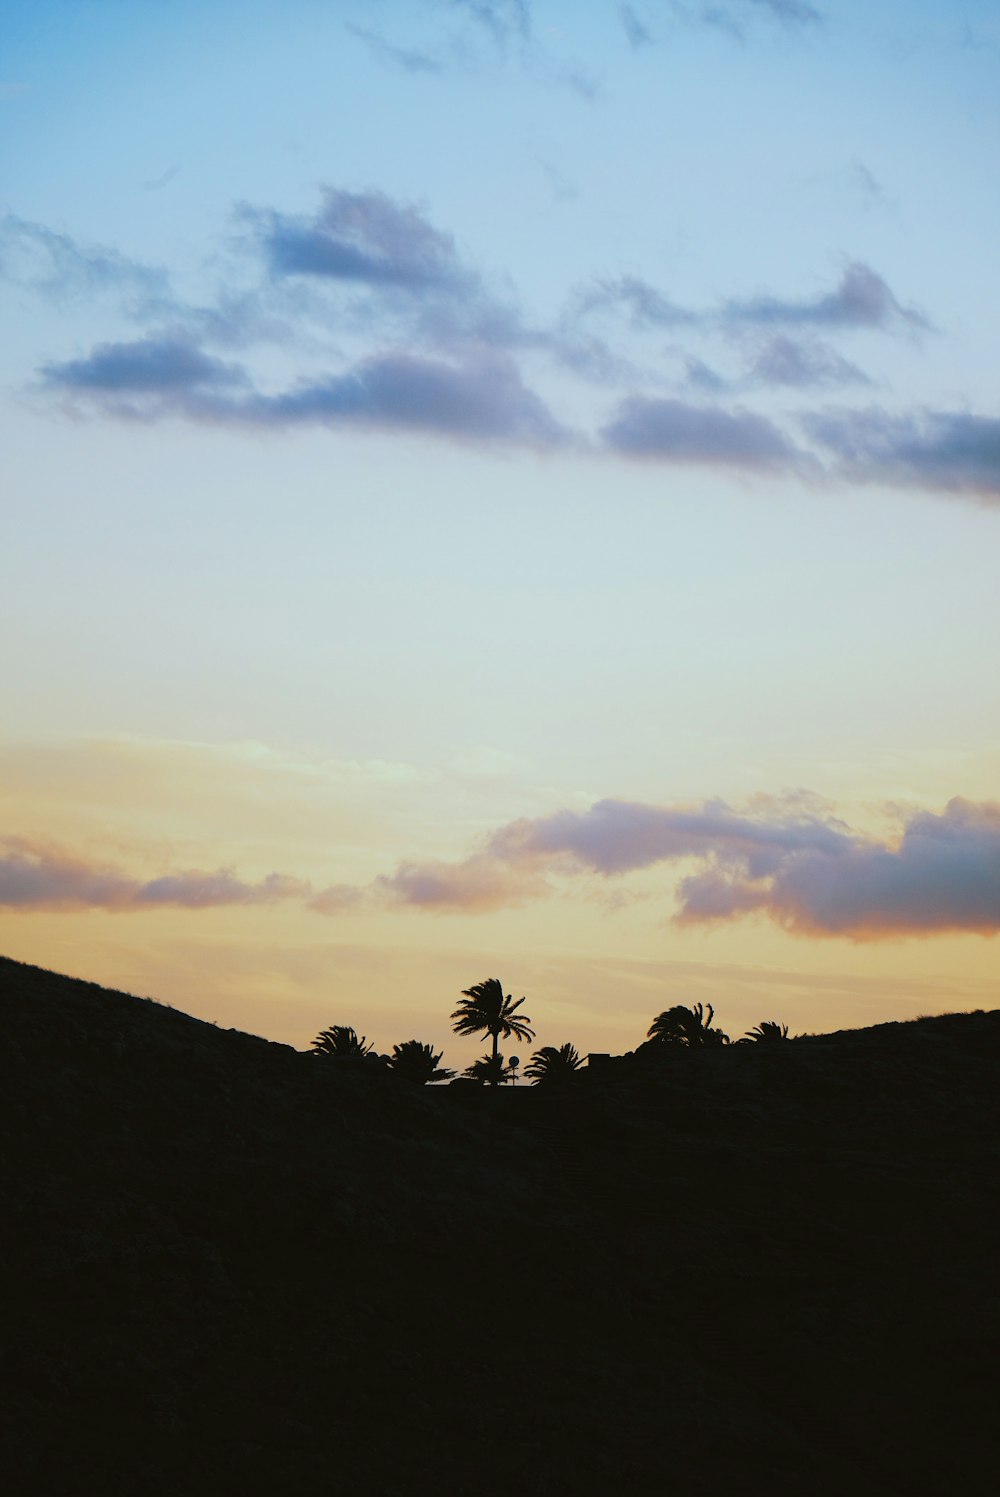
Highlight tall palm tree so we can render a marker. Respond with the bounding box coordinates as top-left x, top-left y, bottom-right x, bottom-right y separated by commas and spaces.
647, 1003, 729, 1048
524, 1042, 584, 1085
388, 1040, 456, 1085
451, 978, 534, 1086
739, 1020, 790, 1043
